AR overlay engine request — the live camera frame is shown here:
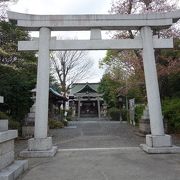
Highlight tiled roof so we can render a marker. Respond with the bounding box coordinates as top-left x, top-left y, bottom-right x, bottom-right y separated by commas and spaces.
70, 83, 100, 95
